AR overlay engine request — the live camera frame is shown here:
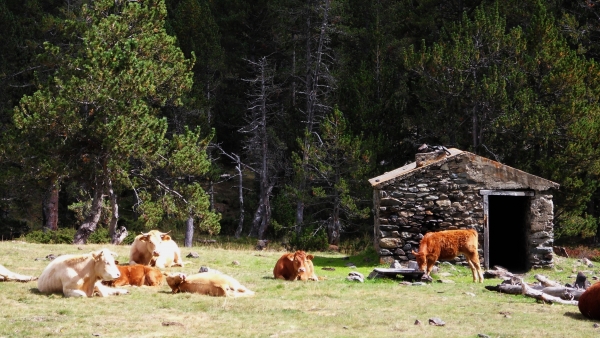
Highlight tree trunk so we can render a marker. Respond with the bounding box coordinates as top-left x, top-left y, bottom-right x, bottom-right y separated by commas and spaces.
257, 184, 275, 240
42, 177, 60, 231
184, 215, 194, 247
107, 176, 120, 244
328, 205, 341, 246
234, 161, 244, 238
73, 179, 104, 244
